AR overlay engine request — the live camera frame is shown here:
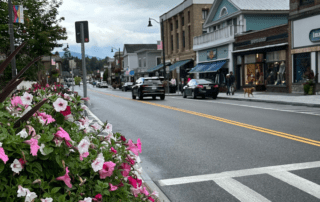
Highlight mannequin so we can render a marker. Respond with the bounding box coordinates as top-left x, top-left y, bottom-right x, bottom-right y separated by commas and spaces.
277, 61, 285, 85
